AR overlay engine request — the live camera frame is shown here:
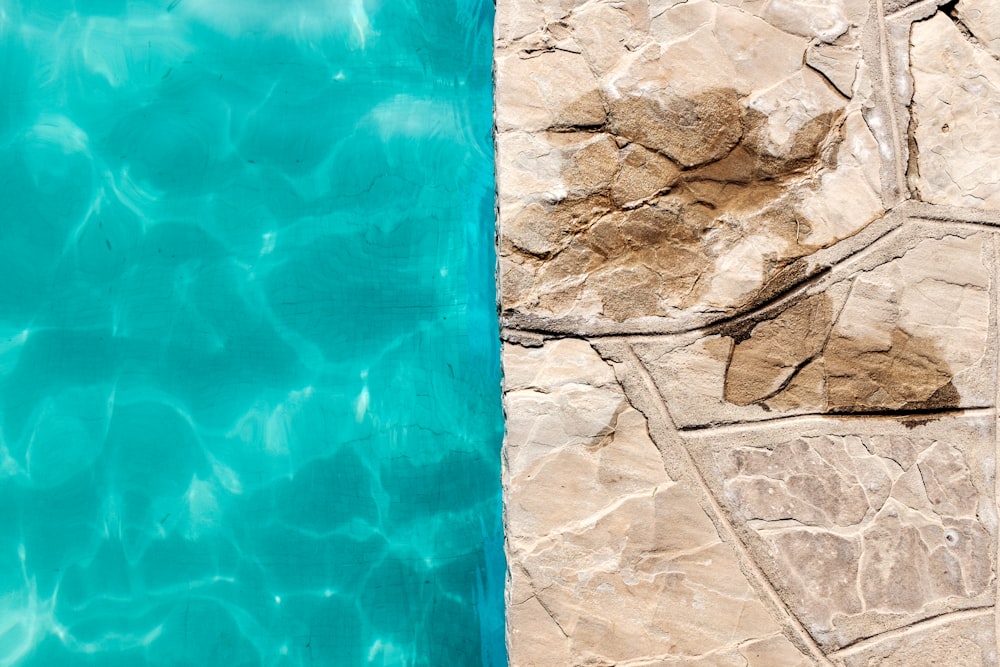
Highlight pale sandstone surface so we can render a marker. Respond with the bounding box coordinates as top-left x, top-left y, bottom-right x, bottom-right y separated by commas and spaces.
504, 340, 811, 666
497, 0, 884, 331
499, 0, 1000, 665
910, 13, 1000, 209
